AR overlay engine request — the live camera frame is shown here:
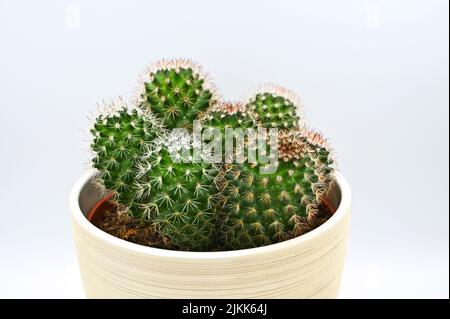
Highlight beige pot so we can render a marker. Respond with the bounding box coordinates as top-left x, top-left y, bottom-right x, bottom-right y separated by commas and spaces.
70, 169, 351, 298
